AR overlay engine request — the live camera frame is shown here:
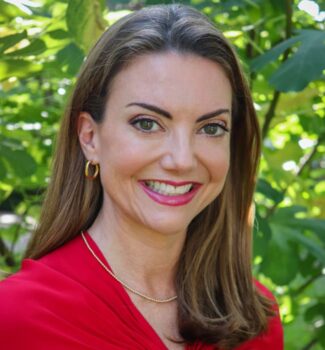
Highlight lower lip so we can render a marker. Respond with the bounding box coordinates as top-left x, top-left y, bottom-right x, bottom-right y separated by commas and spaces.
139, 182, 201, 206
